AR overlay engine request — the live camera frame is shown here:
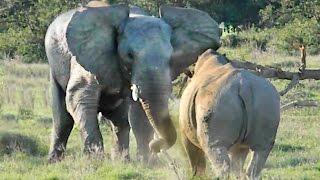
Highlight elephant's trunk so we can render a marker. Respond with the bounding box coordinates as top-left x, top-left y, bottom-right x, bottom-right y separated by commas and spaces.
139, 98, 177, 153
130, 57, 176, 153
